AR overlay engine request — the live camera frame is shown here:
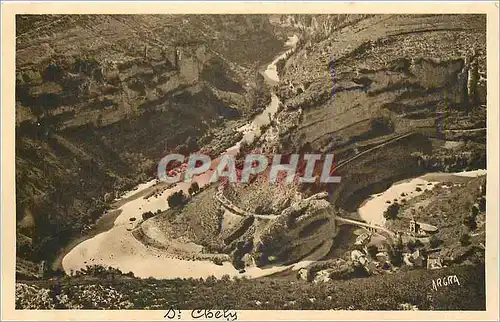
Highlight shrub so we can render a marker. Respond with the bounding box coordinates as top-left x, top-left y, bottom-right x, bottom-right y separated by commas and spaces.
460, 234, 471, 246
370, 116, 394, 135
389, 241, 404, 266
366, 245, 379, 259
212, 257, 224, 266
463, 215, 477, 231
429, 235, 441, 248
406, 240, 416, 252
167, 190, 187, 208
189, 182, 200, 195
471, 205, 479, 217
383, 203, 400, 220
142, 211, 155, 221
477, 197, 486, 212
43, 63, 64, 82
